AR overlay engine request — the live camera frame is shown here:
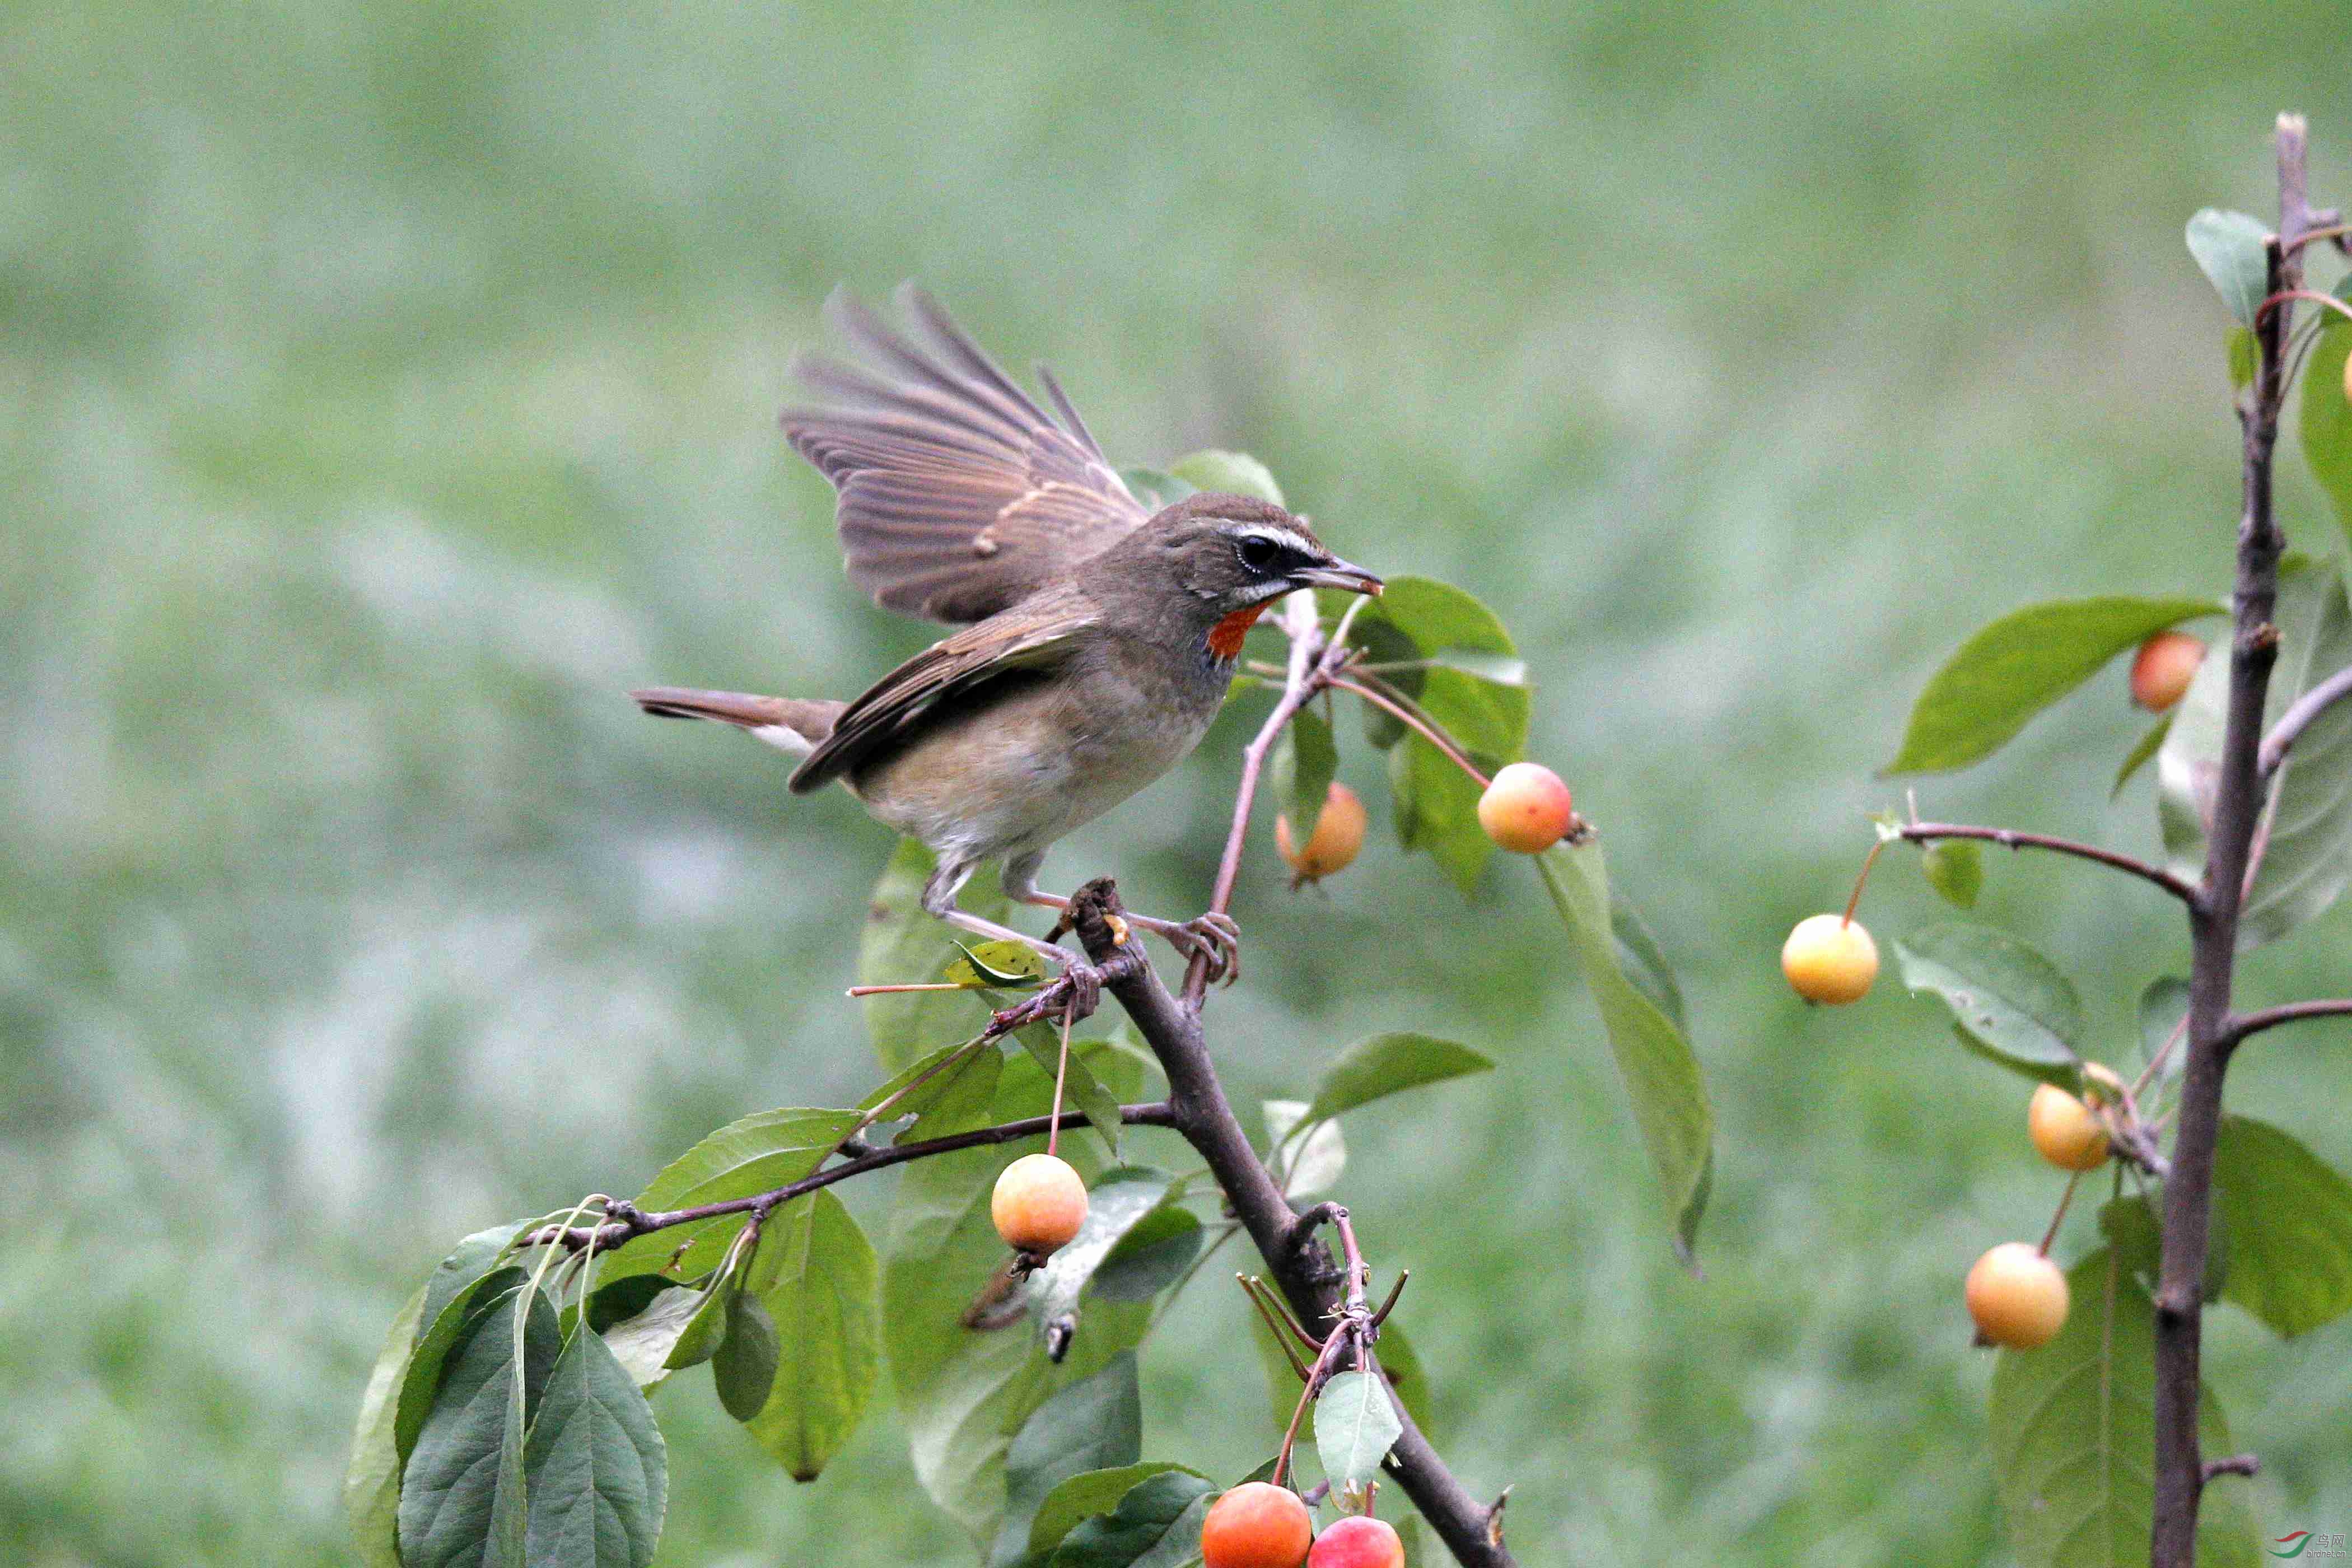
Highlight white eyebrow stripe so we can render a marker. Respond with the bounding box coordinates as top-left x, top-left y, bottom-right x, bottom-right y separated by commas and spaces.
1224, 524, 1322, 558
